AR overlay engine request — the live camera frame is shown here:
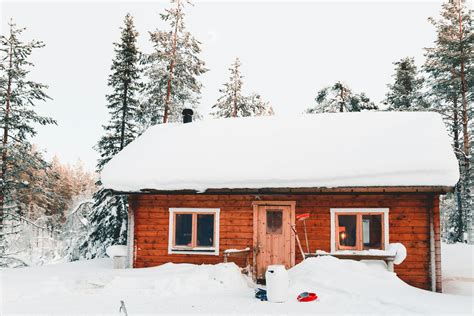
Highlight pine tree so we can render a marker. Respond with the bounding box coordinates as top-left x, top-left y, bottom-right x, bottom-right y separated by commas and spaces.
0, 20, 56, 257
306, 81, 378, 113
141, 0, 208, 126
86, 14, 142, 258
385, 57, 428, 111
97, 13, 141, 169
424, 0, 473, 242
211, 58, 273, 118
